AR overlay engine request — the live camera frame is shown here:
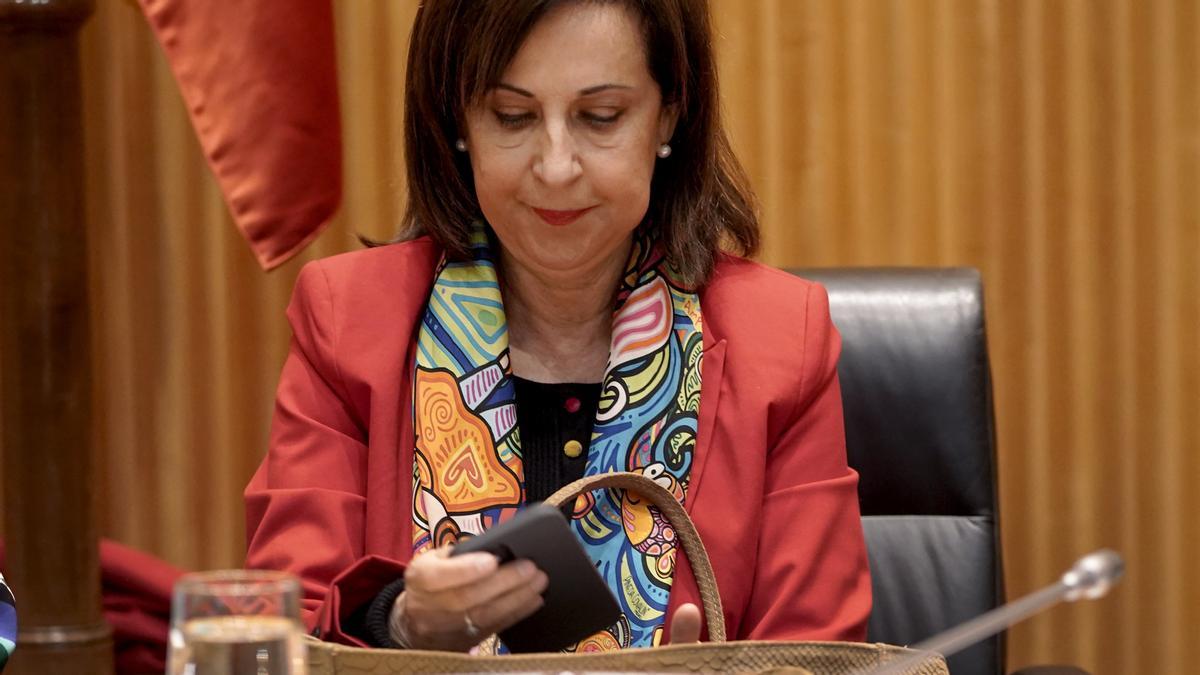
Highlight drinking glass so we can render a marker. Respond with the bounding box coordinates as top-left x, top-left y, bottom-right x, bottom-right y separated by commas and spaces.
168, 570, 306, 675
